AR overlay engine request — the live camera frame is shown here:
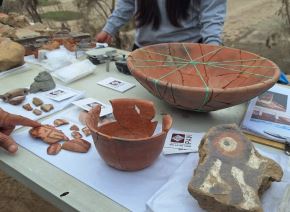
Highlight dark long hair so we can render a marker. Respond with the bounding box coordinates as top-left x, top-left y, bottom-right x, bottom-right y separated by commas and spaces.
135, 0, 199, 30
